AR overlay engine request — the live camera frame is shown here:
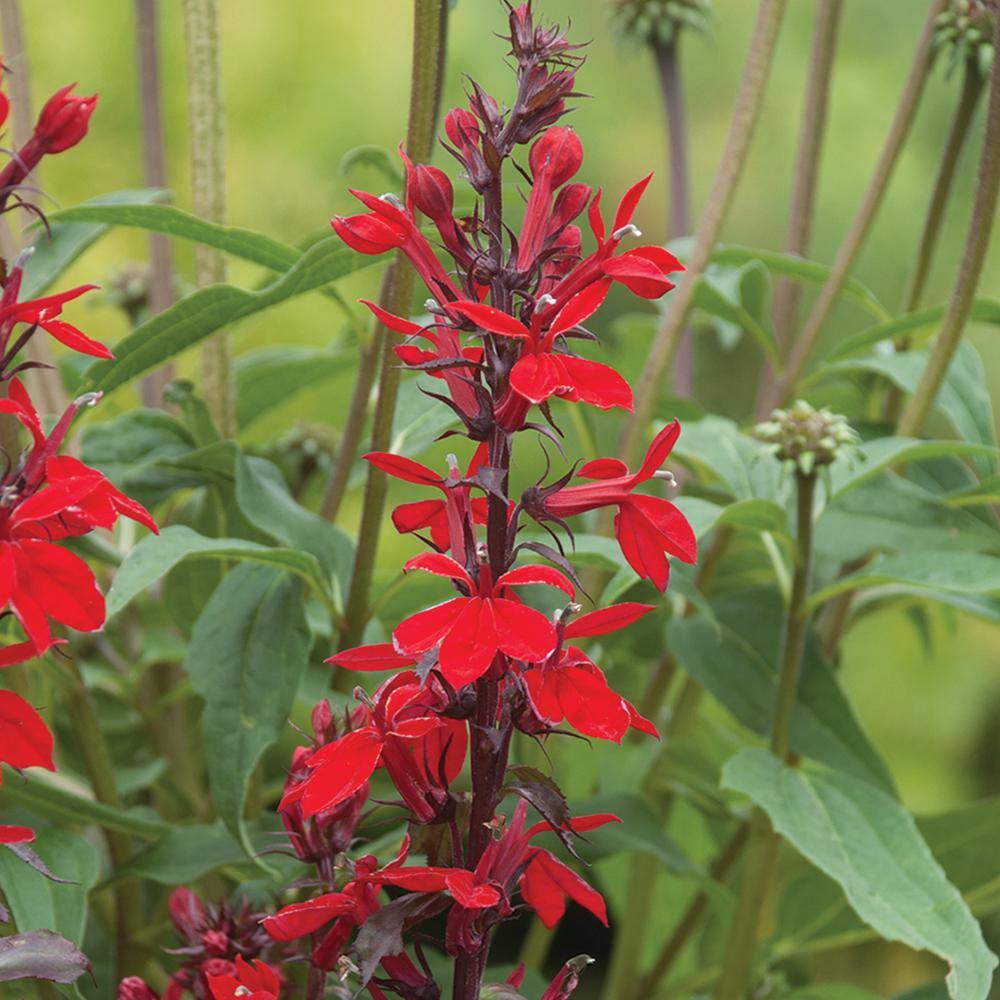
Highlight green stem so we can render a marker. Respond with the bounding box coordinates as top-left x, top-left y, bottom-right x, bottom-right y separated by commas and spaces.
183, 0, 234, 437
135, 0, 176, 406
761, 0, 947, 415
338, 0, 448, 652
66, 660, 145, 980
712, 471, 816, 999
755, 0, 843, 419
896, 16, 1000, 438
619, 0, 789, 466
